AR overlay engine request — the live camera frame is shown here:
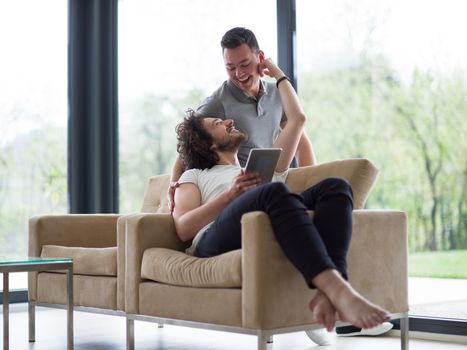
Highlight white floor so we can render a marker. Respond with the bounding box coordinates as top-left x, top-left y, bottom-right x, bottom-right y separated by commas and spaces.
1, 304, 466, 350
